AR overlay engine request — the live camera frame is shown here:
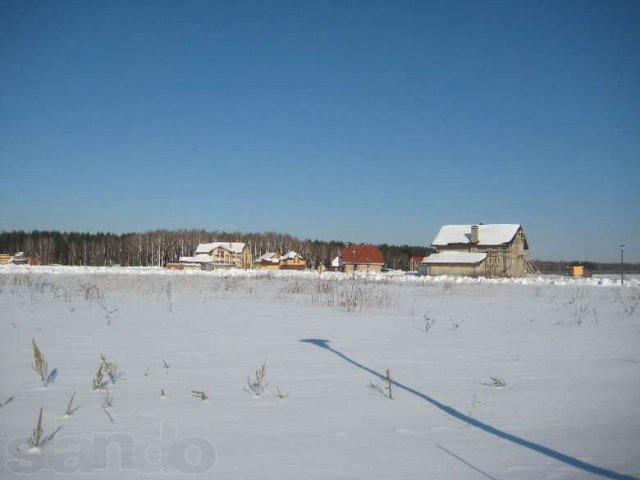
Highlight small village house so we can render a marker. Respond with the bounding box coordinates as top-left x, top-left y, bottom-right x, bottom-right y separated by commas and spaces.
254, 251, 307, 270
178, 242, 252, 269
254, 252, 281, 270
335, 244, 385, 273
568, 265, 591, 277
331, 255, 344, 271
11, 252, 41, 266
279, 251, 307, 270
421, 224, 536, 277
